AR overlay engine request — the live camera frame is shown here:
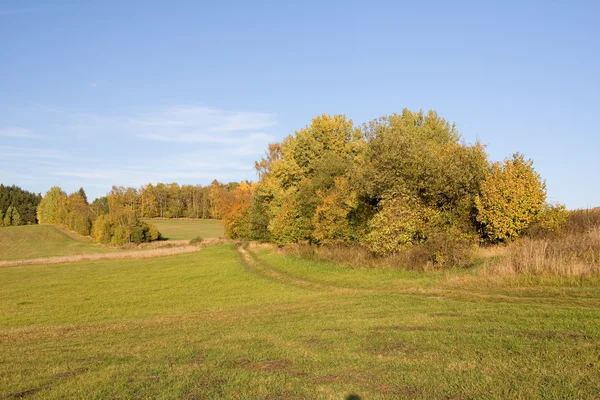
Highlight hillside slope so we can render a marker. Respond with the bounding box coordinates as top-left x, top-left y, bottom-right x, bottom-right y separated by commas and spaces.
0, 225, 116, 261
